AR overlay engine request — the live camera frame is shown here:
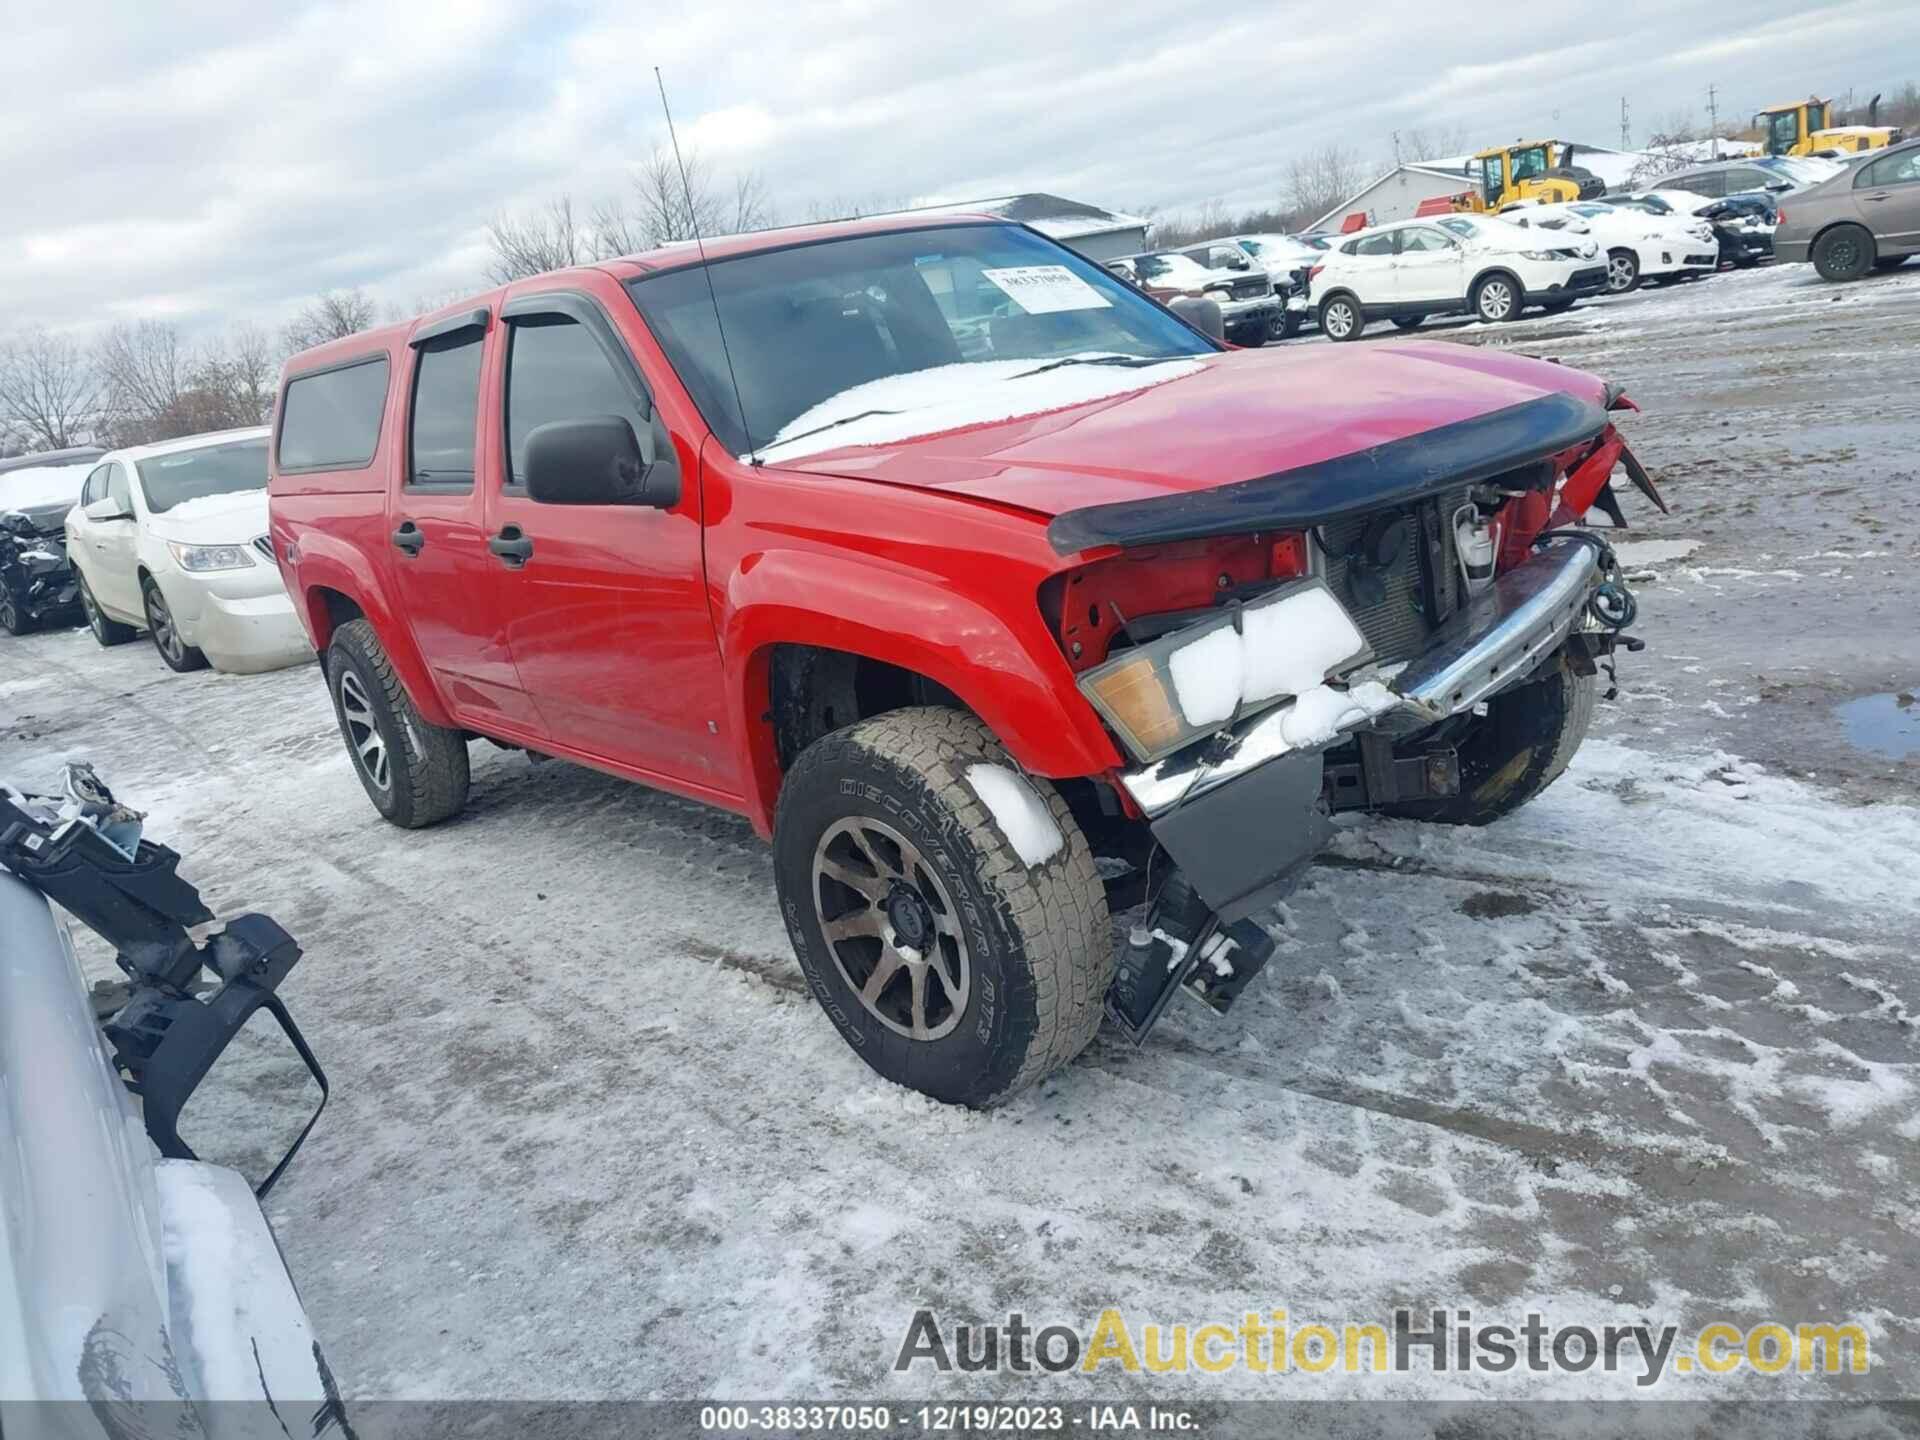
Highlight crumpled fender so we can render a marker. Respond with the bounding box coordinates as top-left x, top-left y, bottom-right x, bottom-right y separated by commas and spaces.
721, 547, 1122, 834
280, 521, 457, 728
